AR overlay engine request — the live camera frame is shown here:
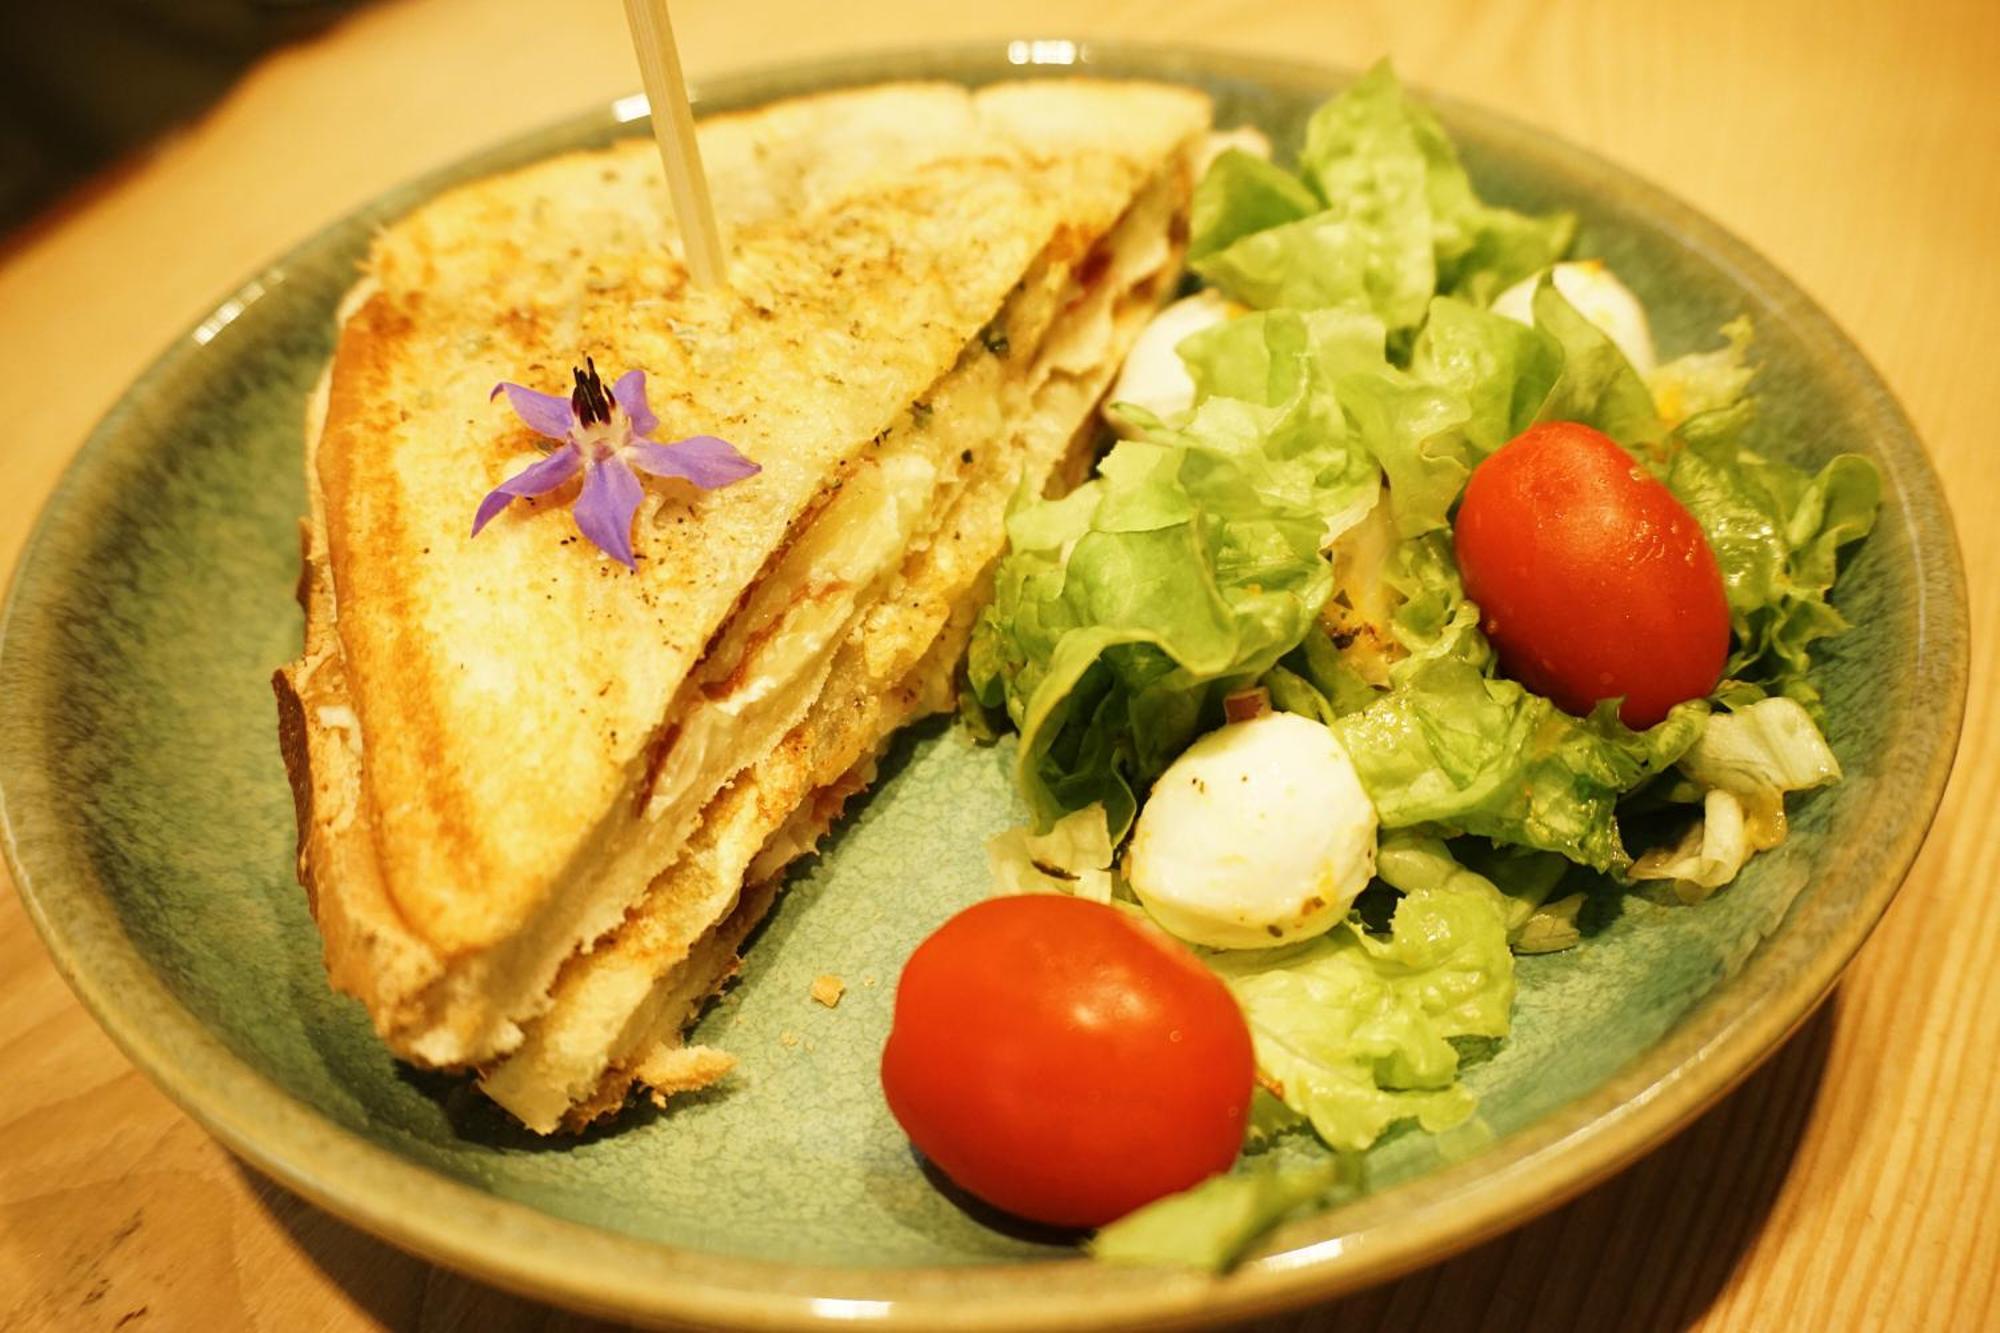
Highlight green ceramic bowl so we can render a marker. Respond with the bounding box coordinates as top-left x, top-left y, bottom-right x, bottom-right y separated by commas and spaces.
0, 42, 1968, 1331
